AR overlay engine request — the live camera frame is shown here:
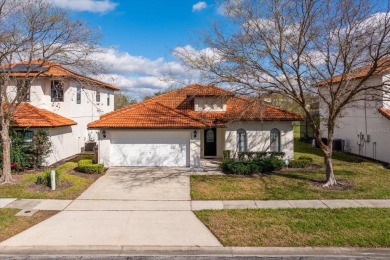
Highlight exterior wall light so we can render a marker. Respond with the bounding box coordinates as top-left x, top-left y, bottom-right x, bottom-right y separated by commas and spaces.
193, 129, 197, 138
102, 130, 106, 138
